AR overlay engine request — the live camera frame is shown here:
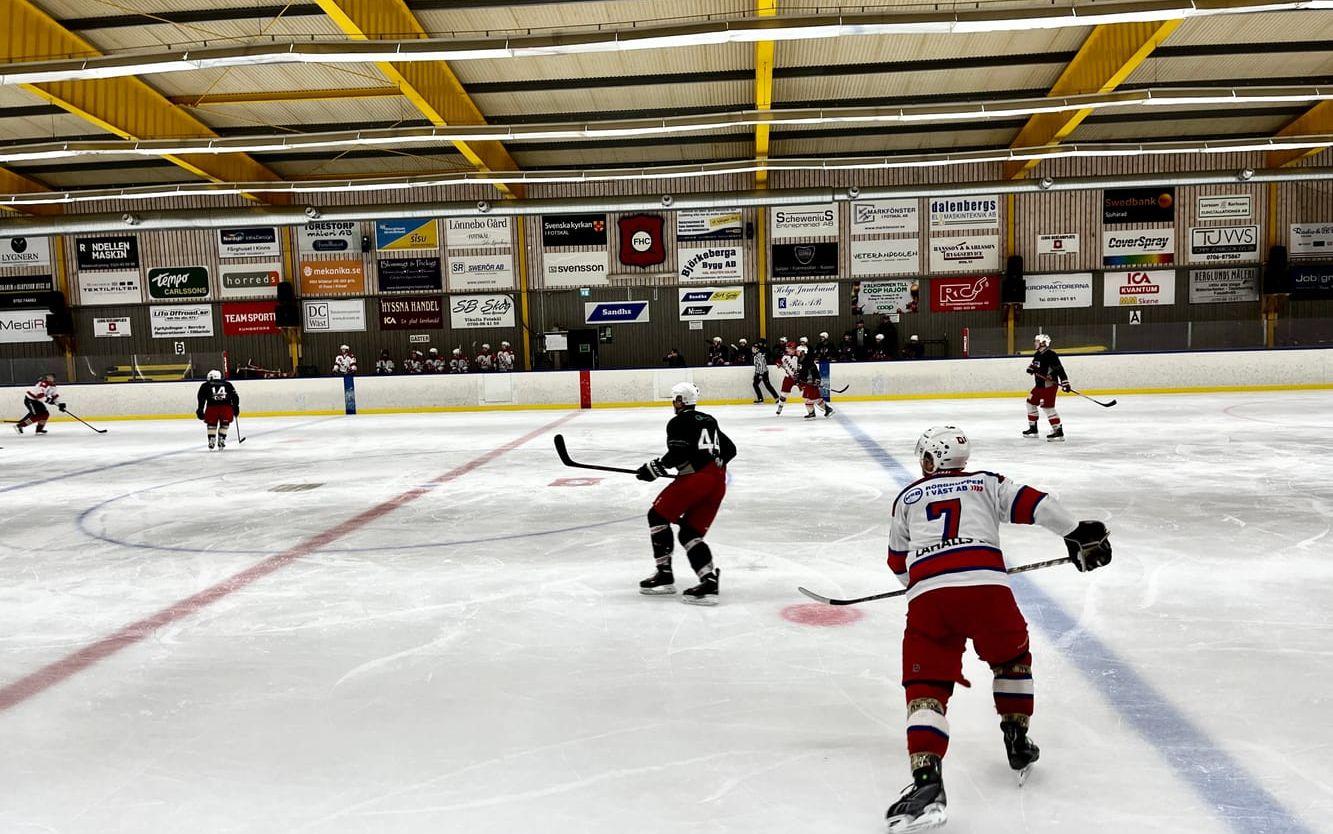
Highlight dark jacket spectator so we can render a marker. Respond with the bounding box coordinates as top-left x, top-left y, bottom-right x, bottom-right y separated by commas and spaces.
836, 335, 858, 362
664, 348, 688, 368
846, 320, 873, 359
